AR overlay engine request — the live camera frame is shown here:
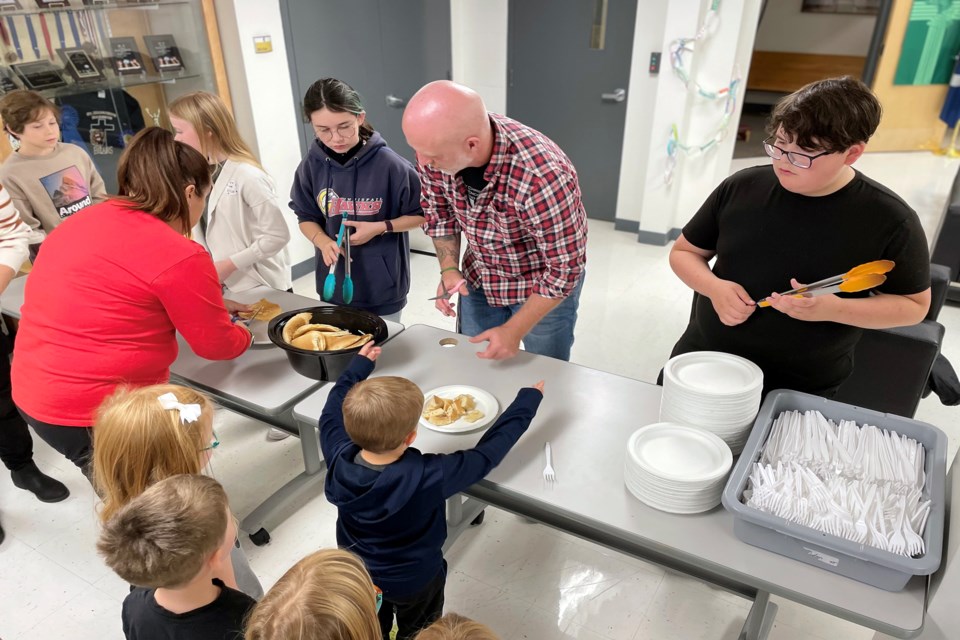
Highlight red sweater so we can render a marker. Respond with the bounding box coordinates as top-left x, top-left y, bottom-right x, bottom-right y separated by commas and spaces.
12, 199, 251, 426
